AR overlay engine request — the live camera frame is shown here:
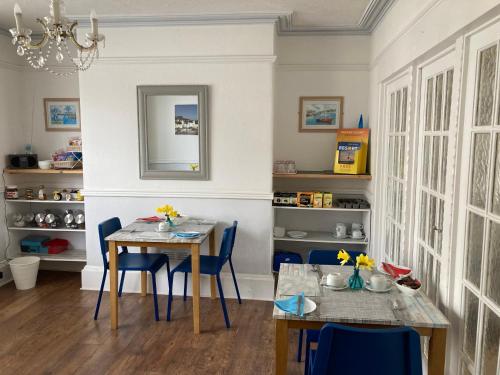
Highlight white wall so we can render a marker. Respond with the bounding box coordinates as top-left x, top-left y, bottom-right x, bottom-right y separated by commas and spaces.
275, 35, 370, 172
79, 23, 276, 300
